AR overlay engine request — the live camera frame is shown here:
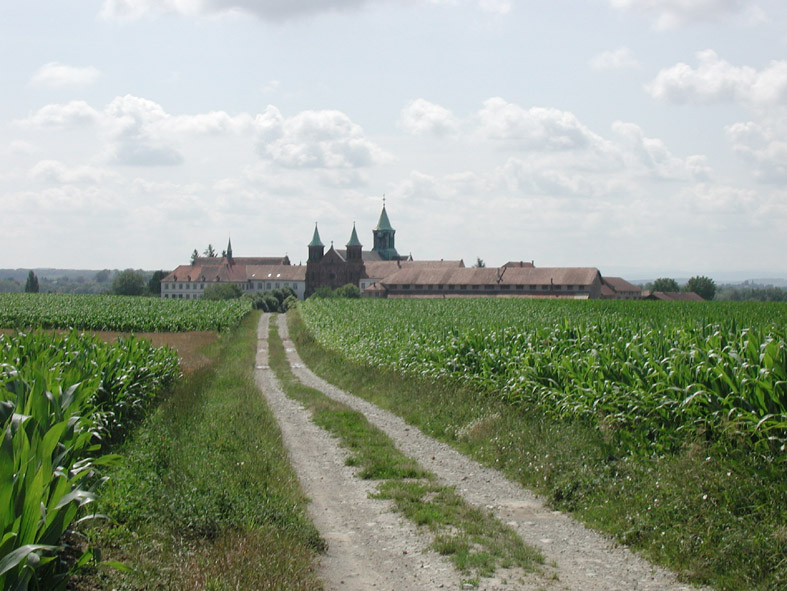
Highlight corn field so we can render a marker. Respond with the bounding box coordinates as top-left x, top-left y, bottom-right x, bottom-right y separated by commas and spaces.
0, 330, 179, 590
0, 293, 252, 332
300, 299, 787, 459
